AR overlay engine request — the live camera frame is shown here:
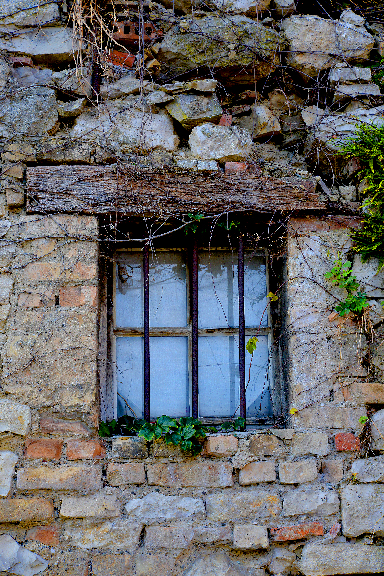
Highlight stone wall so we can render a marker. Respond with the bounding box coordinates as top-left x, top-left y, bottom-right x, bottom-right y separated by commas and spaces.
1, 0, 384, 574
